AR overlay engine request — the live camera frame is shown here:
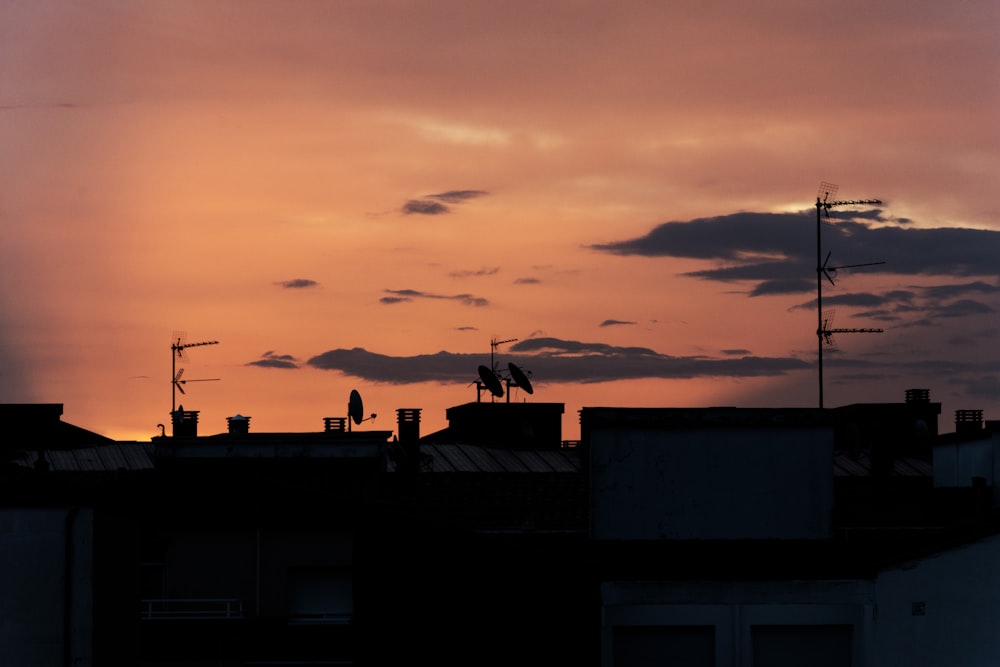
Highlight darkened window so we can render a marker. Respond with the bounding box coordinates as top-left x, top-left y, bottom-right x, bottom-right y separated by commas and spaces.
613, 625, 715, 667
287, 567, 353, 624
752, 624, 853, 667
